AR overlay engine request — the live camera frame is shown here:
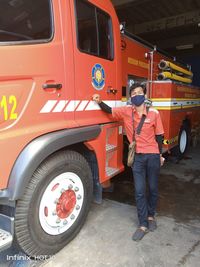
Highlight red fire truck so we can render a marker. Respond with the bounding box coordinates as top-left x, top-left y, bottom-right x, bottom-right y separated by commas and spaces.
0, 0, 199, 257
